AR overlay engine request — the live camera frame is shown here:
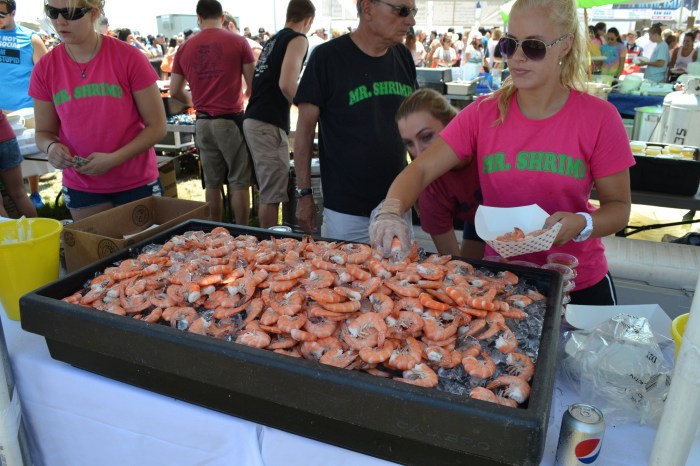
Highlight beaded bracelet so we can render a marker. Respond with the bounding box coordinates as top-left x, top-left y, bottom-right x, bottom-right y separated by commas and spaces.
46, 141, 58, 154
